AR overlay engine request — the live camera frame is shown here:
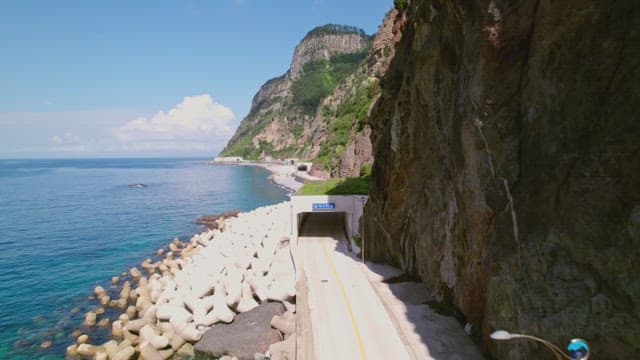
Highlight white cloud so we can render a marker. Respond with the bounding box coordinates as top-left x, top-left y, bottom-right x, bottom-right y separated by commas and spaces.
112, 94, 234, 152
51, 132, 81, 145
0, 96, 235, 157
0, 108, 140, 157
